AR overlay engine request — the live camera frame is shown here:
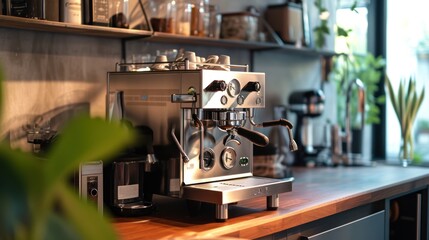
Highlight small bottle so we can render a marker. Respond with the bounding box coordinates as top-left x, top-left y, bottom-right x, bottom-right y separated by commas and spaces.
205, 3, 220, 38
176, 1, 192, 35
190, 0, 206, 36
